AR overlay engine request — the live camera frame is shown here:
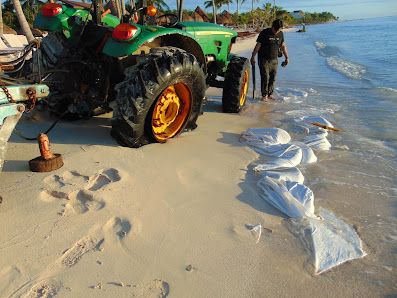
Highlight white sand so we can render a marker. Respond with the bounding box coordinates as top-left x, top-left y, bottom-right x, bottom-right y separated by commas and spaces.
0, 33, 382, 297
